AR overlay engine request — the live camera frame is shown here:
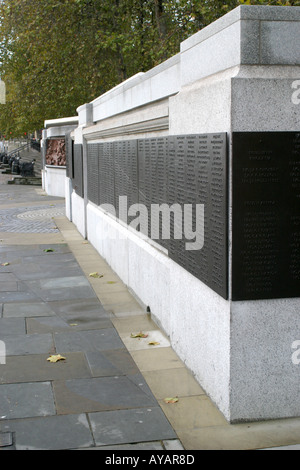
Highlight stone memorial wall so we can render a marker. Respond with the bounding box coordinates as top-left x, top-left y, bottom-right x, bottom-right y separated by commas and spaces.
81, 134, 228, 298
56, 5, 300, 423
